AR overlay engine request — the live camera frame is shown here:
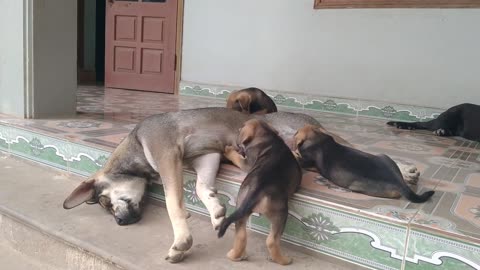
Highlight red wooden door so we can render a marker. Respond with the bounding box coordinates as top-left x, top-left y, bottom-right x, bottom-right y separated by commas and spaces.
105, 0, 177, 93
